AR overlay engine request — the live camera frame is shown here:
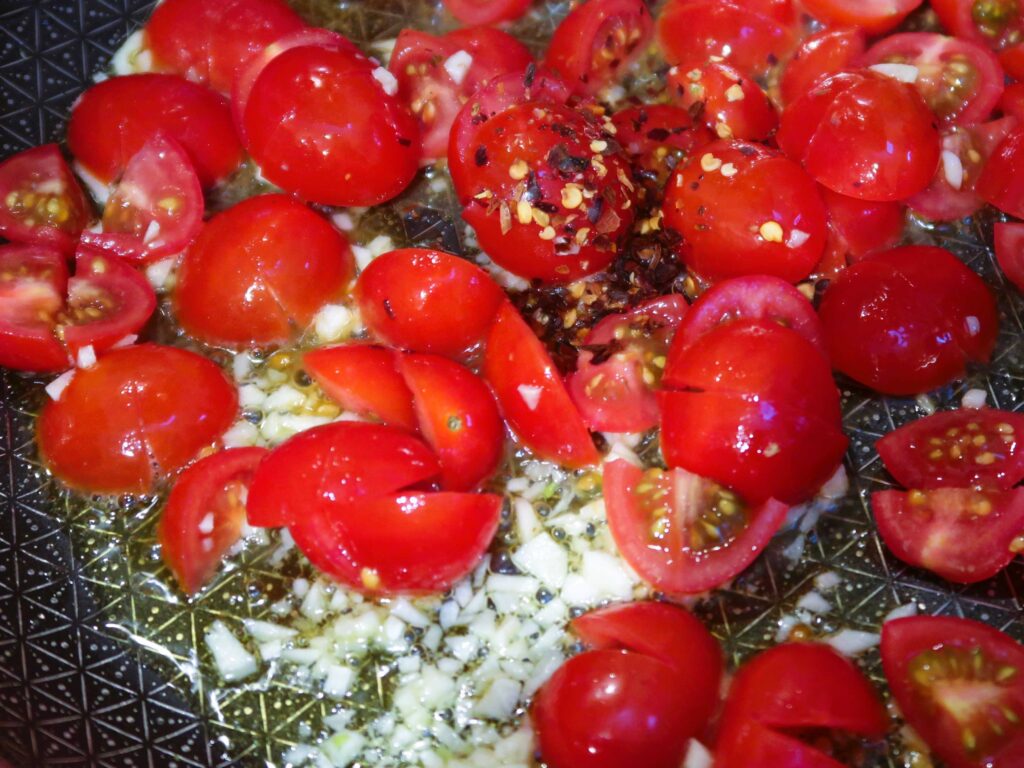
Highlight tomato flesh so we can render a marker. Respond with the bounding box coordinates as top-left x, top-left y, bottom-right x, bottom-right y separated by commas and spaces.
611, 104, 709, 188
800, 0, 923, 34
442, 0, 530, 25
996, 221, 1024, 293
